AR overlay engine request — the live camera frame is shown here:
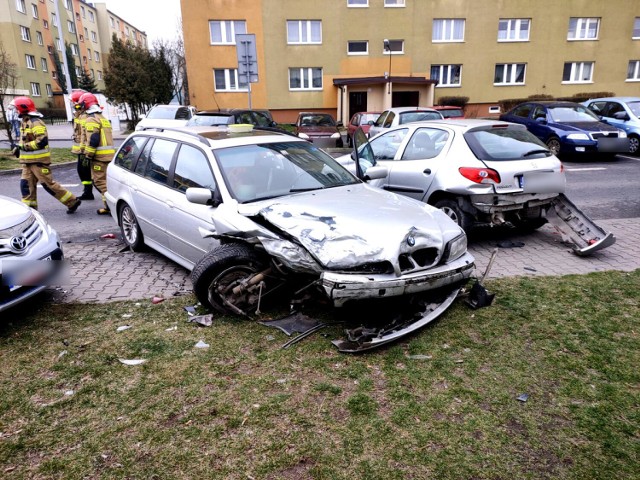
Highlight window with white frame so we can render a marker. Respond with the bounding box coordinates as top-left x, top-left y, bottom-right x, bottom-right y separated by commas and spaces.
83, 55, 87, 65
81, 5, 85, 17
94, 51, 100, 62
51, 13, 57, 27
634, 18, 640, 39
627, 60, 640, 81
347, 0, 368, 6
109, 16, 114, 27
20, 26, 31, 42
562, 61, 594, 83
31, 3, 38, 17
90, 69, 94, 78
209, 20, 246, 44
568, 17, 599, 40
432, 19, 465, 42
64, 0, 71, 9
75, 66, 81, 76
289, 67, 322, 90
56, 38, 62, 51
348, 40, 368, 55
46, 84, 53, 97
70, 43, 79, 56
494, 63, 526, 85
287, 20, 322, 44
97, 70, 102, 80
36, 31, 43, 45
52, 70, 57, 79
41, 57, 47, 71
383, 39, 404, 54
88, 10, 94, 22
26, 54, 36, 69
384, 0, 405, 6
498, 18, 530, 41
43, 19, 48, 29
17, 0, 26, 13
91, 31, 97, 42
31, 82, 41, 96
213, 68, 247, 91
431, 64, 462, 86
67, 20, 75, 33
